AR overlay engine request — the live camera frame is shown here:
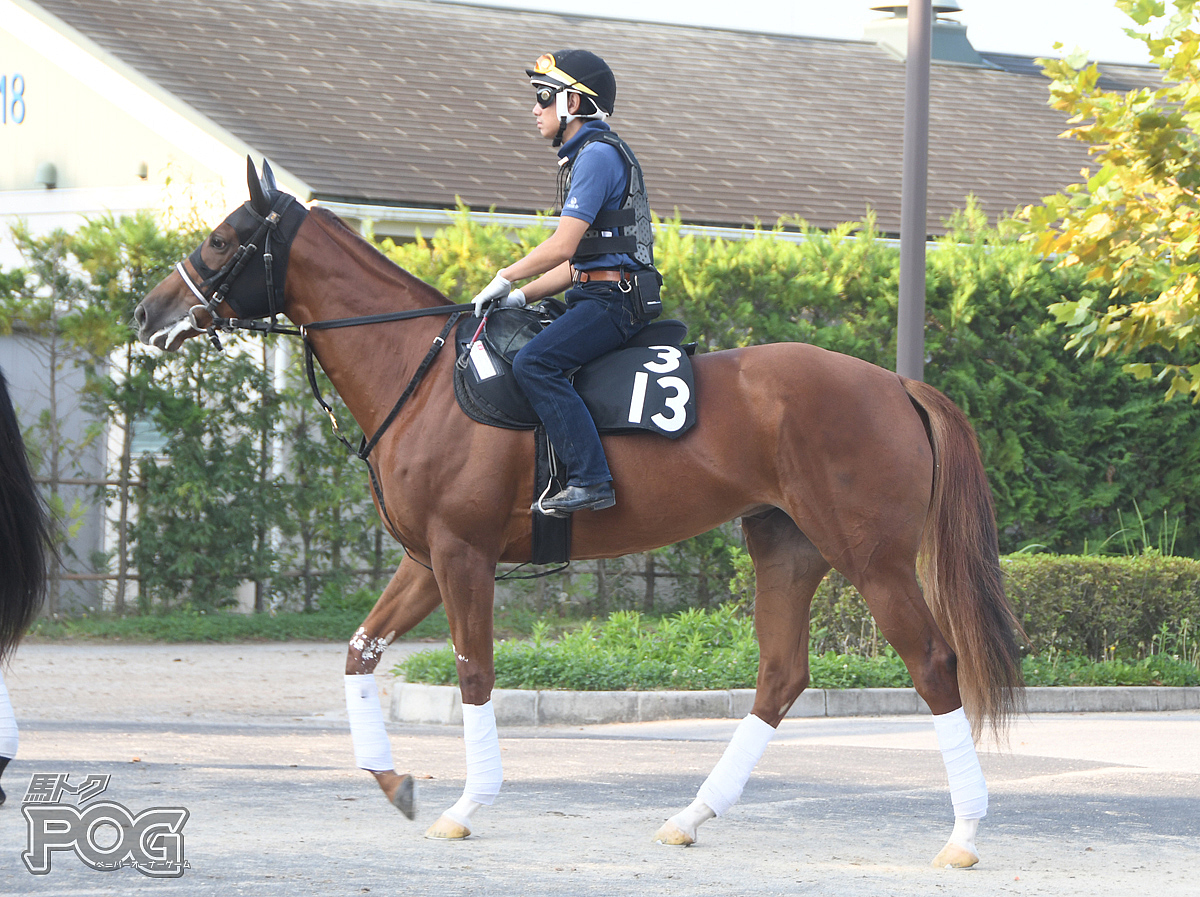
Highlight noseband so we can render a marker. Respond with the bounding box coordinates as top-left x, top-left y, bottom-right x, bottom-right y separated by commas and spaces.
176, 192, 300, 348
